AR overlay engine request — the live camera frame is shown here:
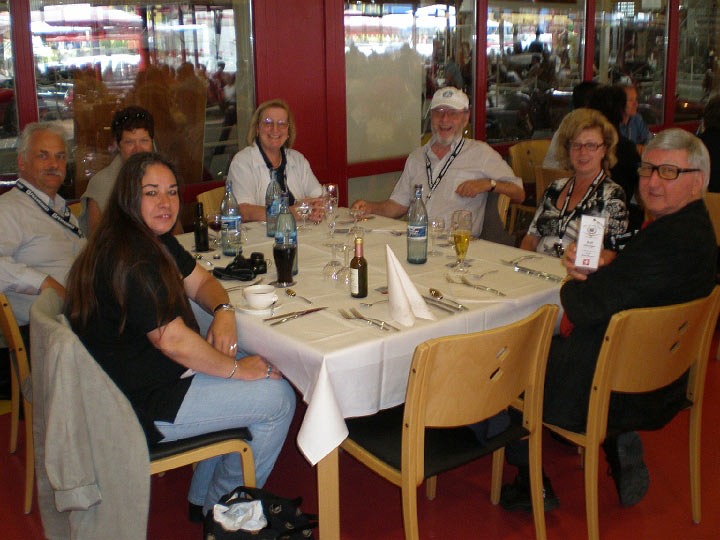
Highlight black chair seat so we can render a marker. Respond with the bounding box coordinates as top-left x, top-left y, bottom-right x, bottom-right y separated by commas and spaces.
346, 406, 528, 479
150, 427, 252, 462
